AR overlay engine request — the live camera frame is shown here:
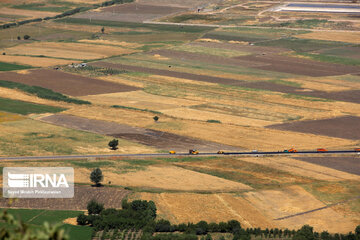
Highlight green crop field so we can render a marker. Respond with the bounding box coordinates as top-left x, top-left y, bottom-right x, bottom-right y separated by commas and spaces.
0, 61, 32, 71
0, 208, 92, 240
0, 97, 66, 115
